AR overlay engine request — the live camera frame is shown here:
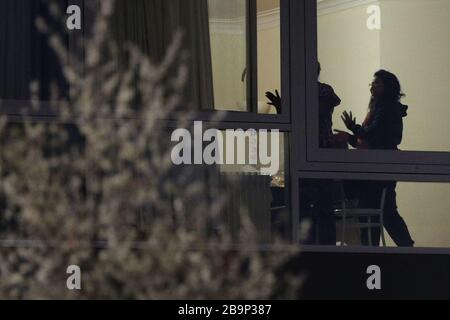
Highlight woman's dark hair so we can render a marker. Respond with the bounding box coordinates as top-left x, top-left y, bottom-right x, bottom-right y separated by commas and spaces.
374, 69, 405, 101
